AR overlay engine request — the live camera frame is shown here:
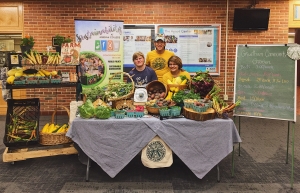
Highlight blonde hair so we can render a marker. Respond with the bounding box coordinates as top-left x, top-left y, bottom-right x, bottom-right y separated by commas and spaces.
132, 51, 145, 61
